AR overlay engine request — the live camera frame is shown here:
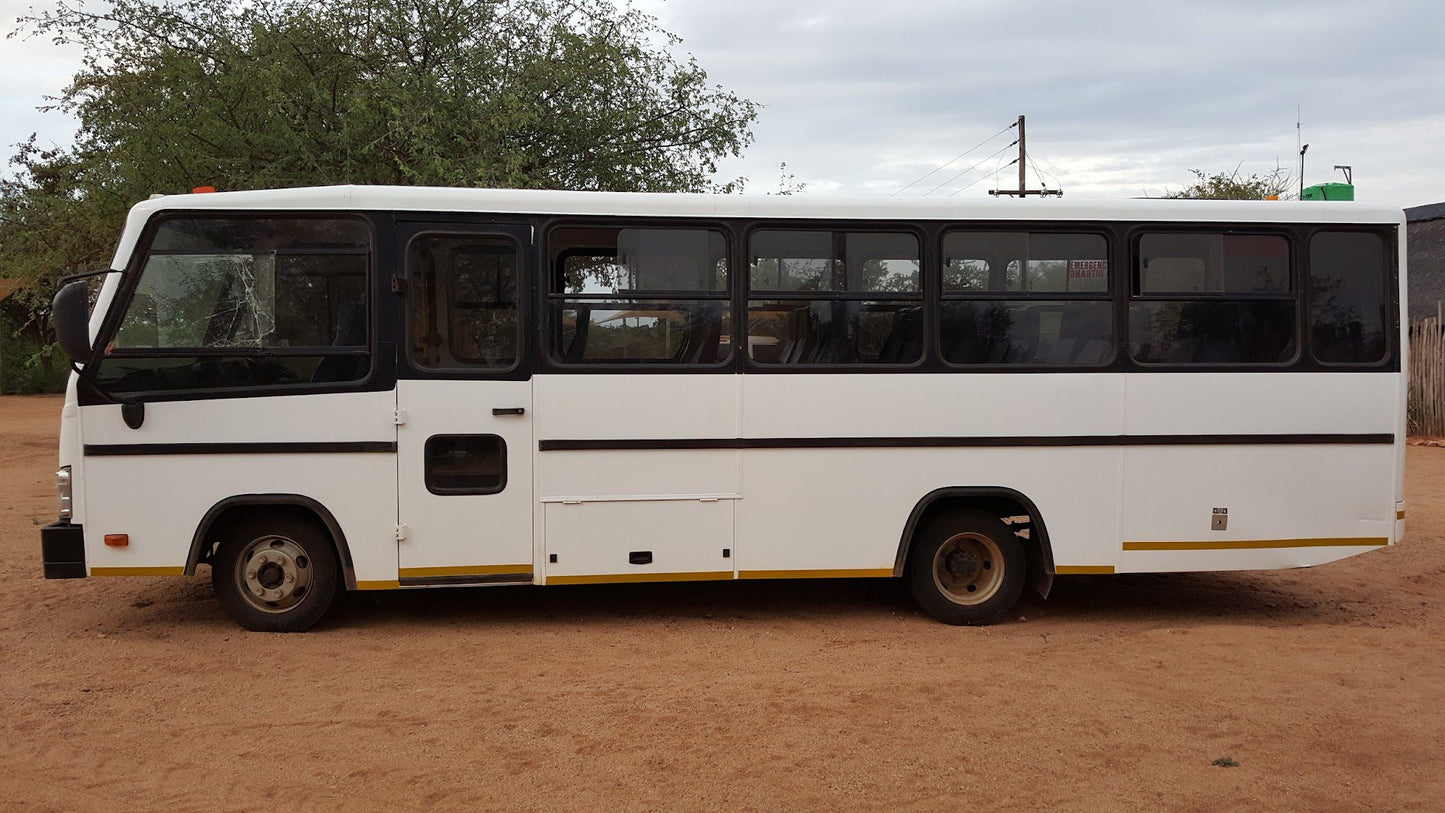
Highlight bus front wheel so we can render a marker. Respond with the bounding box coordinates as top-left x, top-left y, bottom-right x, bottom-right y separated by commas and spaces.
211, 513, 339, 632
906, 510, 1025, 625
